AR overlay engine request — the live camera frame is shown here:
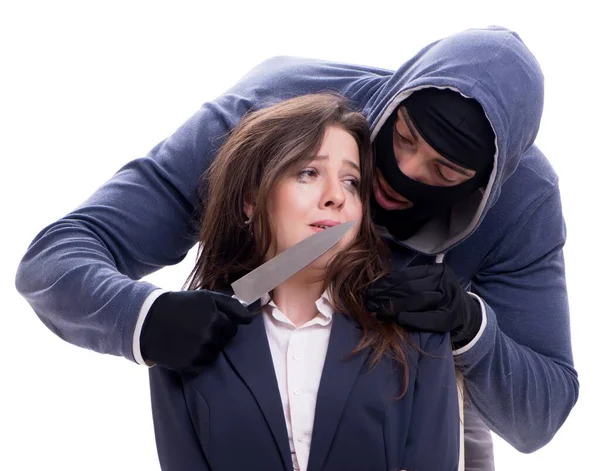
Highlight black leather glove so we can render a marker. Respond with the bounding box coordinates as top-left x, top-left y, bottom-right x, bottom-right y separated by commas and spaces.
140, 290, 253, 371
366, 264, 482, 346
